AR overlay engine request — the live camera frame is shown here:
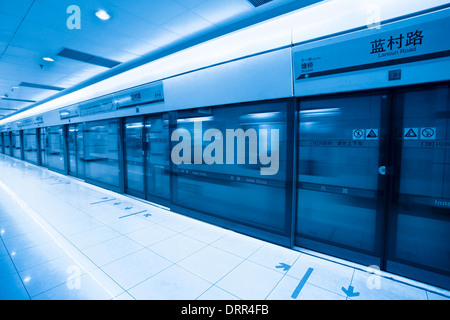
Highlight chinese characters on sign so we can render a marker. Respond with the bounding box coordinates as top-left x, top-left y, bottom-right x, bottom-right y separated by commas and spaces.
300, 56, 321, 73
370, 30, 424, 55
